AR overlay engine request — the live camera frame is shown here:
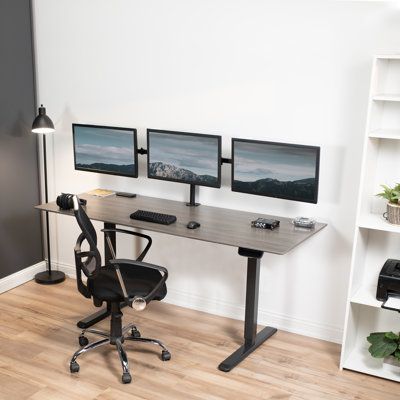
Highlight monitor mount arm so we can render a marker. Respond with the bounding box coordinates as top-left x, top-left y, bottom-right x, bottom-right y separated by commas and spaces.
136, 147, 232, 207
186, 157, 232, 207
137, 147, 148, 155
186, 184, 200, 207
